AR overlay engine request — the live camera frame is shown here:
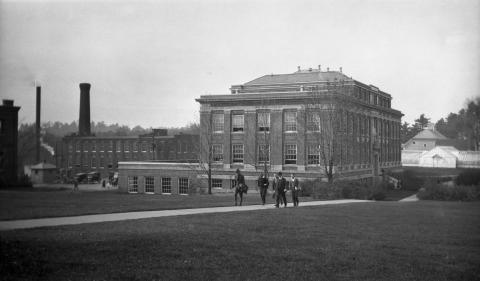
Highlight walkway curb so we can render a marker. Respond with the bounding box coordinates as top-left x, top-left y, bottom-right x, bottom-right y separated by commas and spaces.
0, 199, 372, 231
